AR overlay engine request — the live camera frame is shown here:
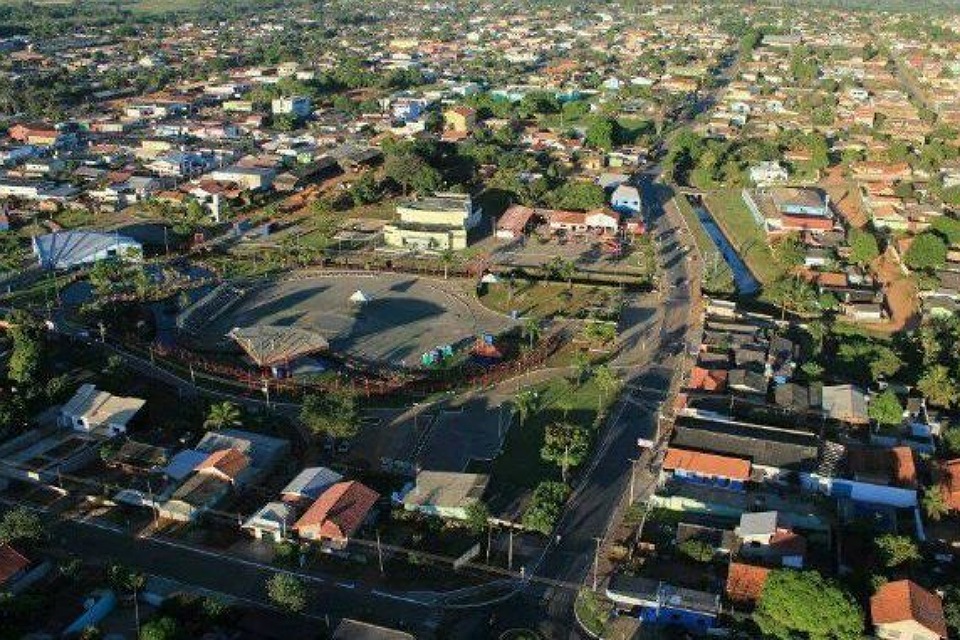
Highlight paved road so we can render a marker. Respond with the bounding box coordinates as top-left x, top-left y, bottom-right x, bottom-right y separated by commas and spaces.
43, 513, 439, 636
463, 169, 698, 639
